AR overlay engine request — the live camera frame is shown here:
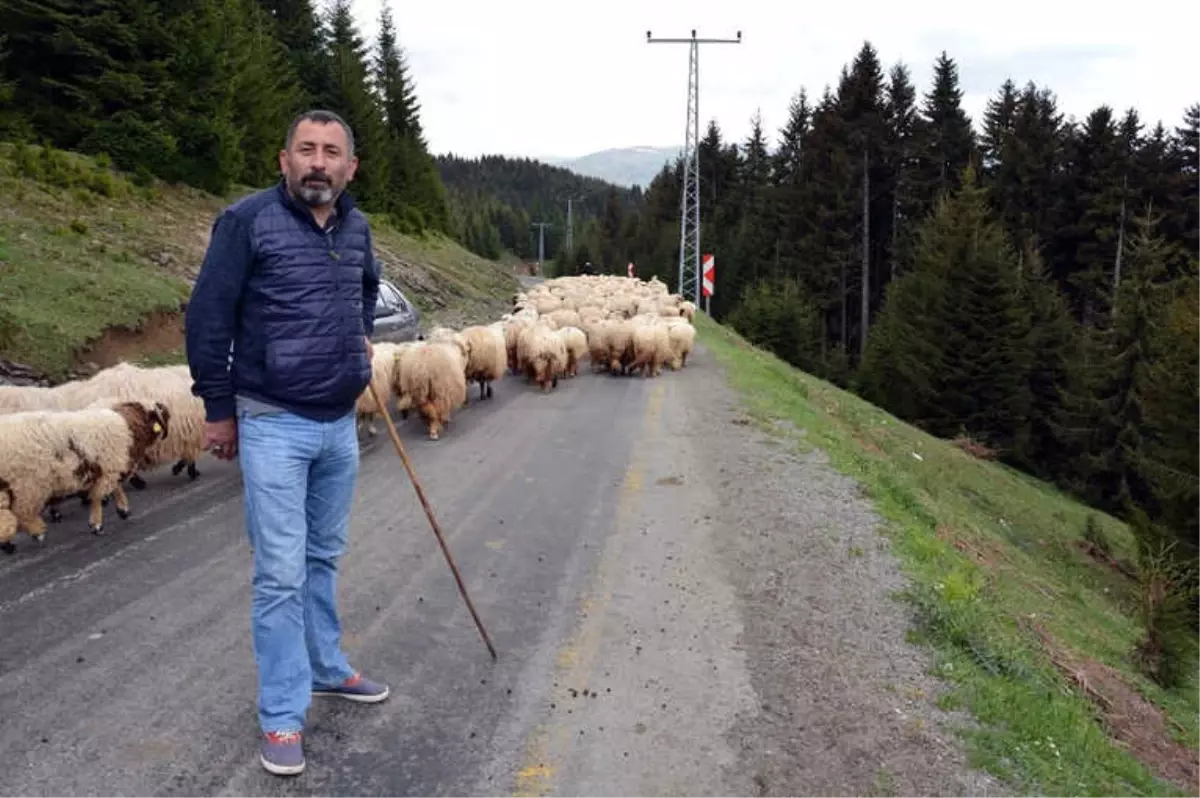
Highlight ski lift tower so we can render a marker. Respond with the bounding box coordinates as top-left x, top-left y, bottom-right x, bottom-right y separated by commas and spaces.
646, 28, 741, 305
